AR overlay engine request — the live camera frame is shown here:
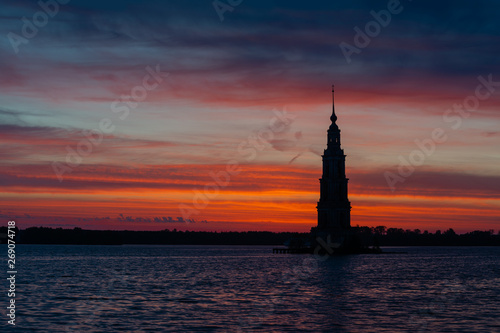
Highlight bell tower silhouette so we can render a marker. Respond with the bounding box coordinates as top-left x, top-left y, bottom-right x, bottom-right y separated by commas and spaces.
316, 86, 351, 234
